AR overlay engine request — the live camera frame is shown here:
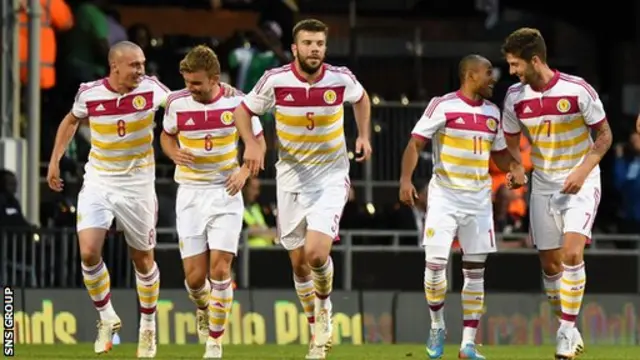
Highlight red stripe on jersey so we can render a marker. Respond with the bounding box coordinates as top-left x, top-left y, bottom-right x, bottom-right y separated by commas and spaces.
444, 112, 499, 134
86, 91, 154, 117
274, 86, 345, 107
177, 108, 237, 131
513, 96, 579, 119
